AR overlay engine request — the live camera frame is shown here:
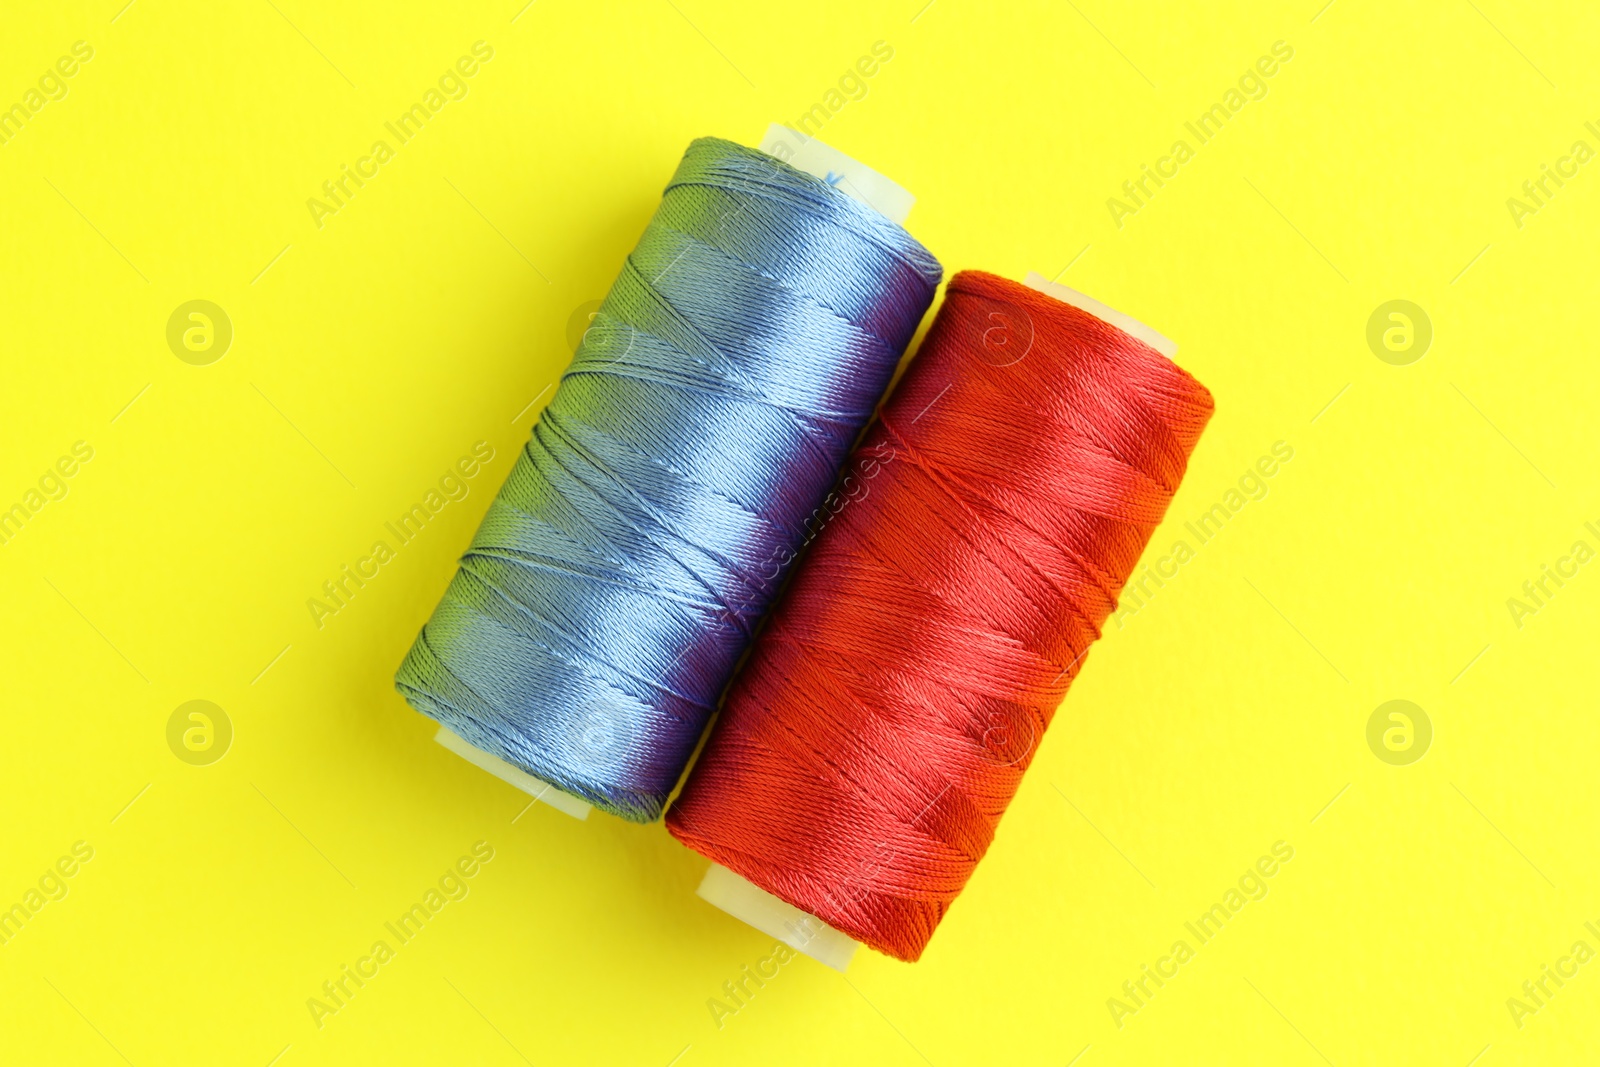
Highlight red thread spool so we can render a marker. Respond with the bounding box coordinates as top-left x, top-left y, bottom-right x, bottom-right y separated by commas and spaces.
666, 270, 1215, 962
